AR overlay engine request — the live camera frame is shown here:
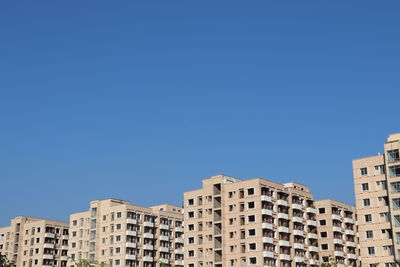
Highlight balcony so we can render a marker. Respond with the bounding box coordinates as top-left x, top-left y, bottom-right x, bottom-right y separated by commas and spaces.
279, 240, 290, 247
294, 243, 304, 250
126, 230, 137, 236
263, 237, 274, 244
293, 230, 304, 236
143, 256, 153, 262
294, 257, 304, 263
175, 237, 184, 243
159, 235, 169, 241
309, 259, 319, 265
175, 260, 184, 266
61, 245, 68, 250
307, 233, 318, 239
333, 239, 343, 245
261, 195, 272, 202
44, 233, 55, 238
309, 246, 318, 252
62, 235, 69, 240
345, 229, 355, 236
344, 217, 353, 224
292, 203, 302, 210
143, 233, 154, 239
346, 241, 356, 247
347, 253, 357, 259
44, 243, 54, 249
337, 264, 345, 267
126, 218, 137, 225
143, 244, 153, 250
160, 224, 169, 230
175, 248, 184, 254
334, 251, 344, 257
144, 221, 154, 227
160, 258, 168, 264
60, 256, 68, 261
307, 220, 317, 226
262, 223, 273, 230
332, 214, 341, 221
160, 246, 169, 253
125, 254, 136, 261
126, 242, 136, 248
306, 207, 317, 214
43, 254, 53, 260
263, 251, 274, 258
333, 226, 342, 233
277, 200, 288, 206
278, 213, 289, 220
279, 254, 291, 261
175, 226, 184, 232
293, 217, 303, 223
278, 226, 289, 233
261, 209, 273, 216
